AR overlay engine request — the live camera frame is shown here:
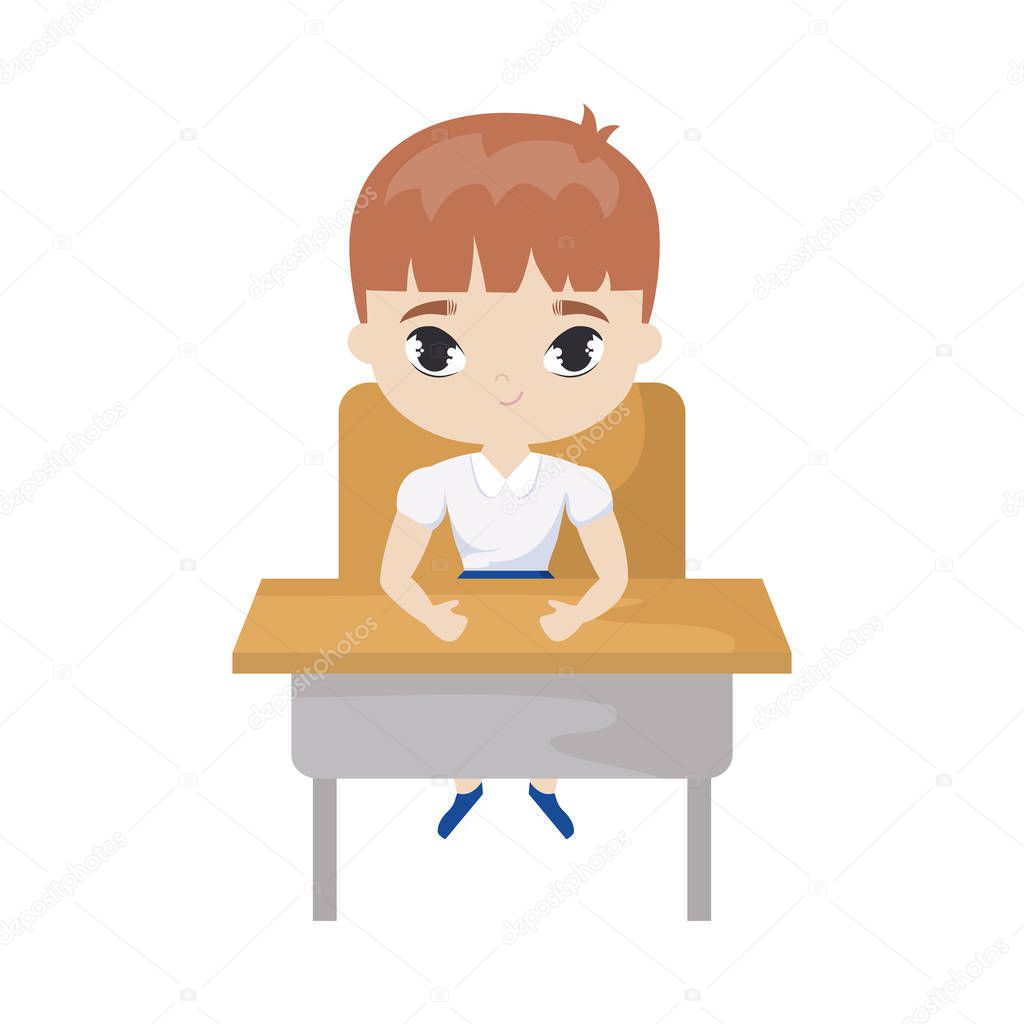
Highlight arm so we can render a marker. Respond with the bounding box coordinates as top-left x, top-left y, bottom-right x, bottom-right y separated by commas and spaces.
539, 511, 628, 642
380, 513, 467, 641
